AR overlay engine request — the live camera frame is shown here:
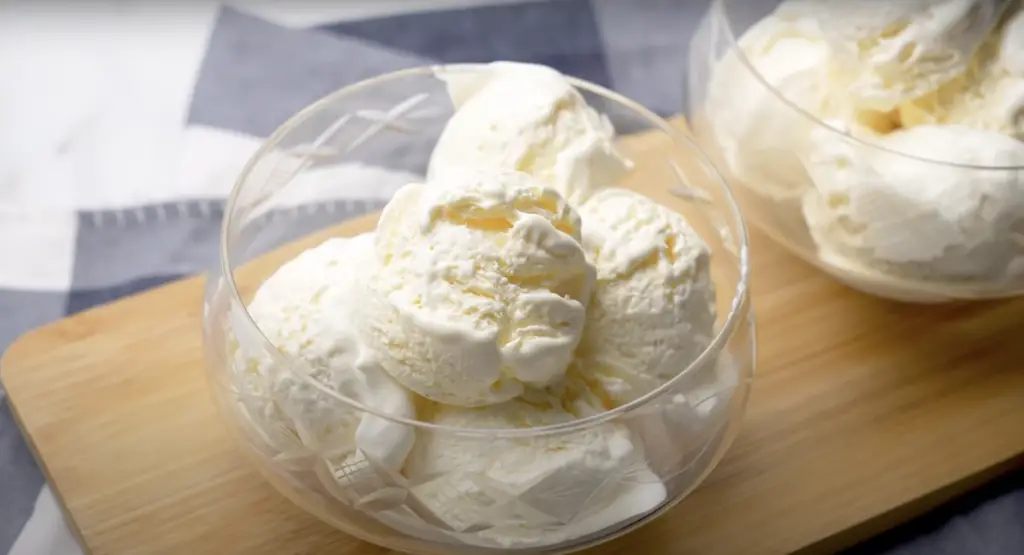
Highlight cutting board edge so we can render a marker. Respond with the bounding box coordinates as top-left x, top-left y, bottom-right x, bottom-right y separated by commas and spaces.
800, 452, 1024, 555
2, 372, 95, 555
